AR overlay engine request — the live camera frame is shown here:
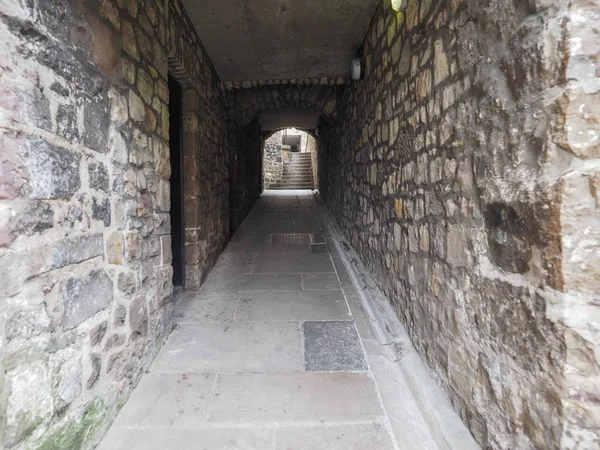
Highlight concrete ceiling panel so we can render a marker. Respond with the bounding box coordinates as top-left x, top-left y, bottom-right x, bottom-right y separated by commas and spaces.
183, 0, 379, 82
258, 108, 319, 131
